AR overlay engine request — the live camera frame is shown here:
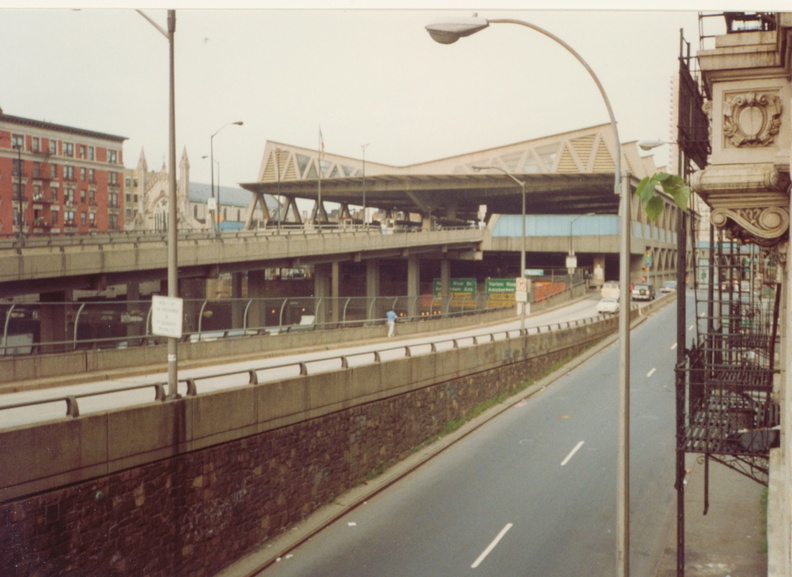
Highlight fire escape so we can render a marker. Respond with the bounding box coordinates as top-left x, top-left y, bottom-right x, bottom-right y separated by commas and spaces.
672, 11, 783, 575
685, 240, 781, 484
